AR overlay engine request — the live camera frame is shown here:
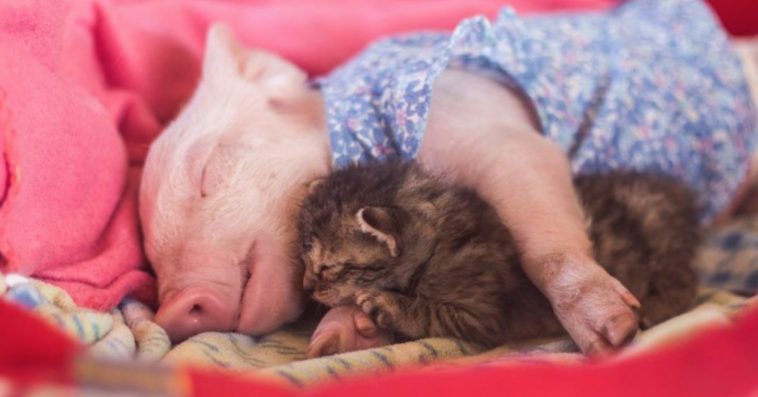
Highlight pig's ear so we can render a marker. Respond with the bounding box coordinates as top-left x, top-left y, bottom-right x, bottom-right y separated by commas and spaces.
203, 24, 307, 96
243, 50, 308, 97
202, 24, 245, 82
356, 207, 400, 257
